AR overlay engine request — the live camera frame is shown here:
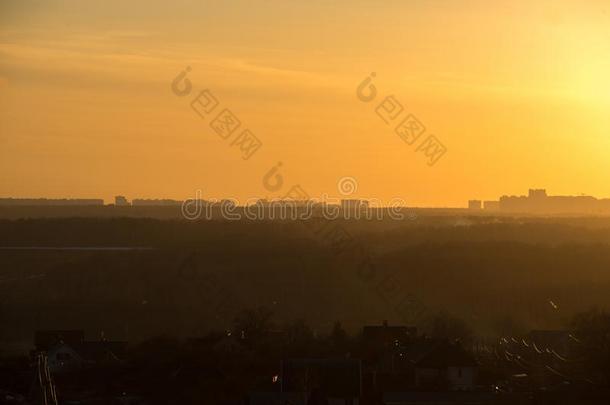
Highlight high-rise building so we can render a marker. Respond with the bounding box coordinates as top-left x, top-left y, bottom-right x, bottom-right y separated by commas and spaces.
483, 200, 500, 211
468, 200, 482, 210
528, 189, 547, 199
